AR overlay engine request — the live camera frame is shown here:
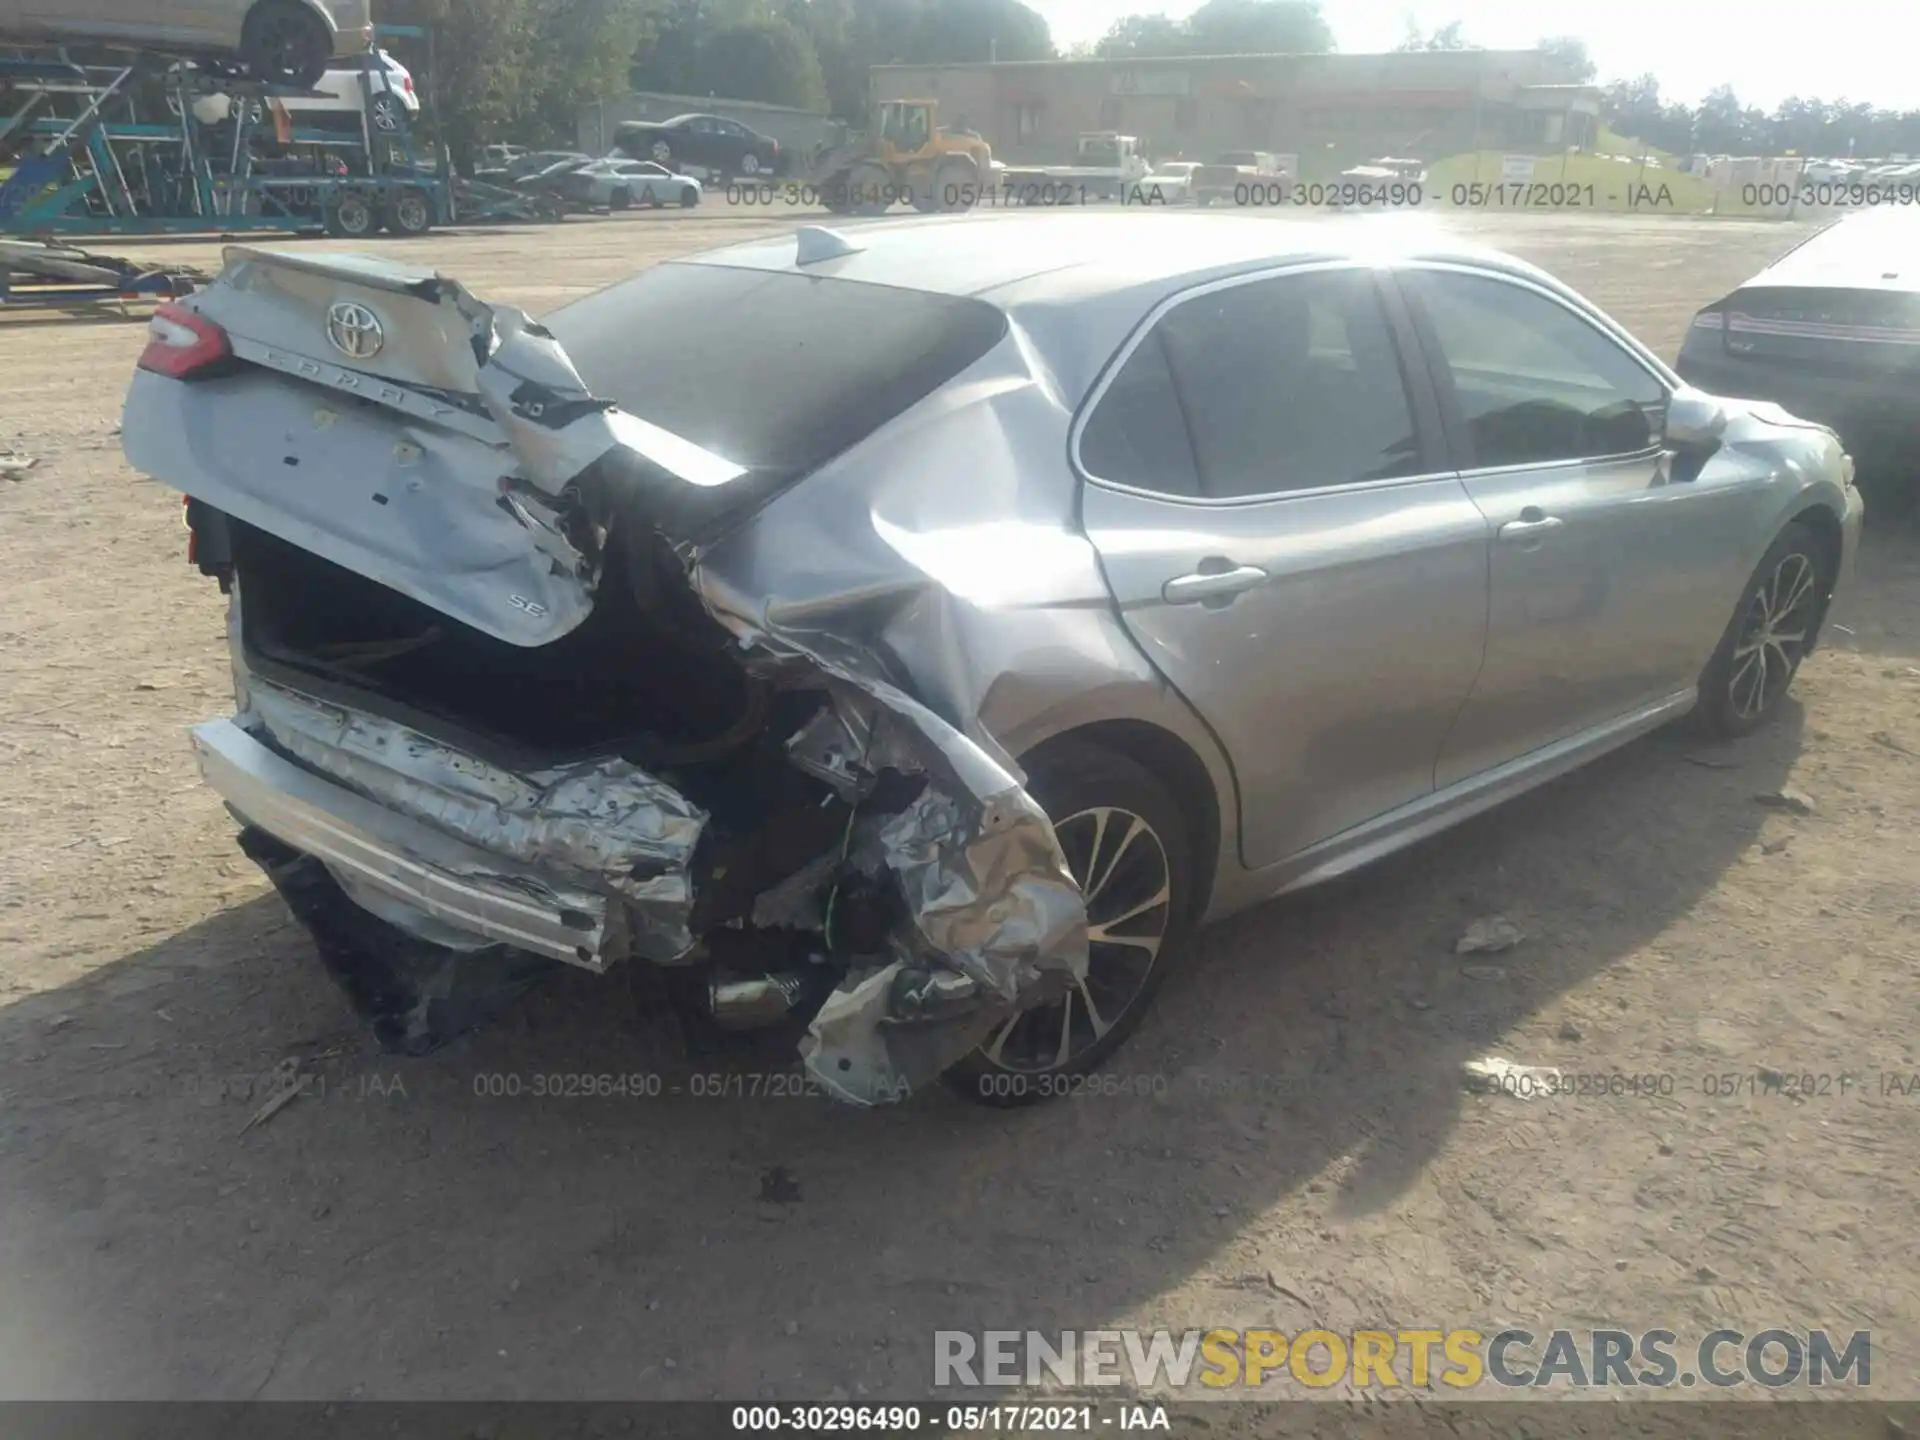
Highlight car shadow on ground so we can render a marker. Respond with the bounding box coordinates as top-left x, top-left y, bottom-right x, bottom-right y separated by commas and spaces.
0, 704, 1808, 1401
6, 530, 1916, 1401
